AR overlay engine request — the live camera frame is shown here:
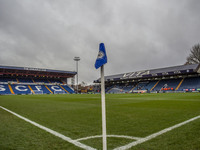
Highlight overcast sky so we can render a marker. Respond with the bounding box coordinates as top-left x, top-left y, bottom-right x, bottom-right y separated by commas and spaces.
0, 0, 200, 84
